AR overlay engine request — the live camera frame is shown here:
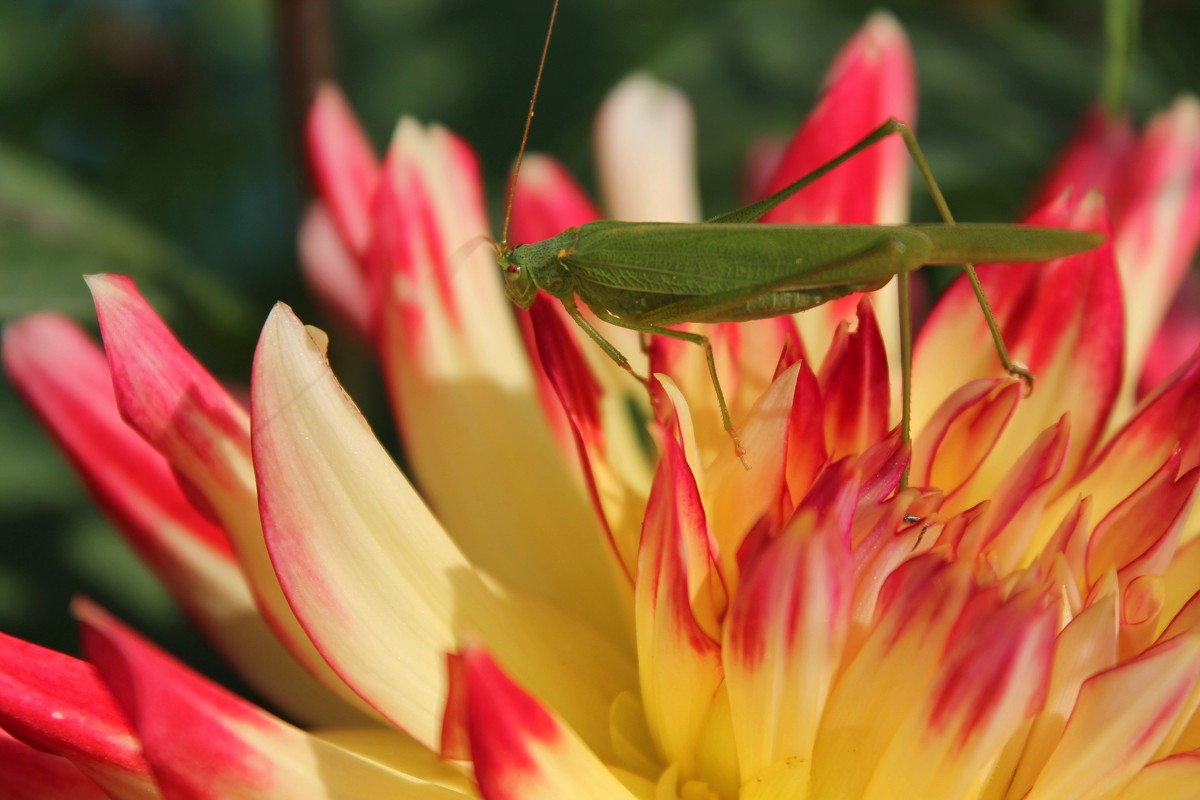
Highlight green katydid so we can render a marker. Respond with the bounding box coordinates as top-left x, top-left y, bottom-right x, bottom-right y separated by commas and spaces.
493, 0, 1103, 468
